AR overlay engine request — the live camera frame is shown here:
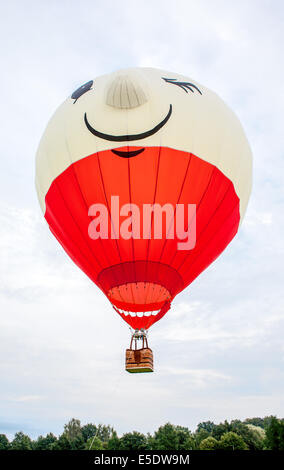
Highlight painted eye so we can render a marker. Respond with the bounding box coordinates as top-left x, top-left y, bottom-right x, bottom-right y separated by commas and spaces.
71, 80, 93, 103
162, 77, 202, 95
